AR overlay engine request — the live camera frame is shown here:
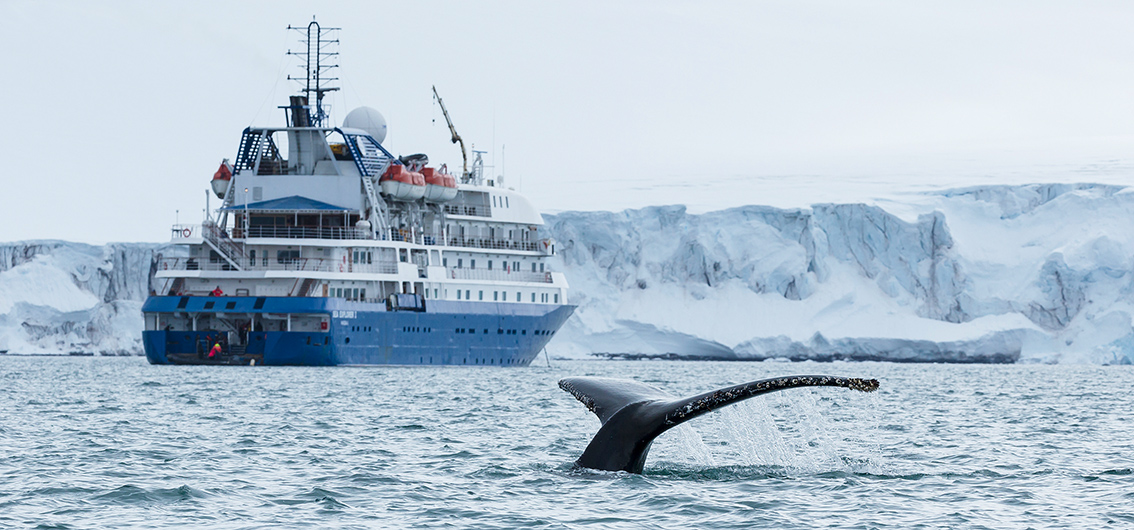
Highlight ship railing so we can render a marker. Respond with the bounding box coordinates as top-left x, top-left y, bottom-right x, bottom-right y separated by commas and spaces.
201, 221, 245, 270
157, 257, 399, 274
240, 226, 372, 240
442, 236, 543, 253
445, 267, 554, 284
172, 224, 550, 255
387, 228, 422, 244
443, 204, 492, 218
171, 224, 201, 240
